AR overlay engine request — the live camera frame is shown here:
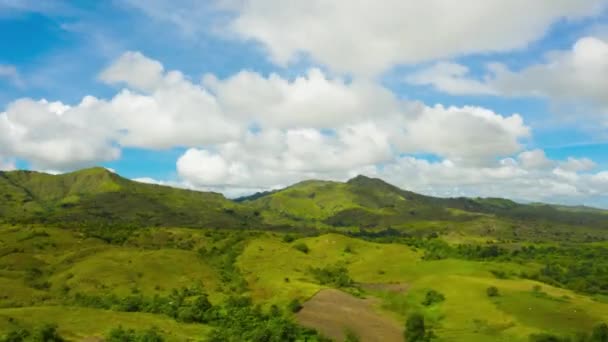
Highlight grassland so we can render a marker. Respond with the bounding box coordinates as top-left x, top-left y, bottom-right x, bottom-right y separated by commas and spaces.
1, 168, 608, 341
